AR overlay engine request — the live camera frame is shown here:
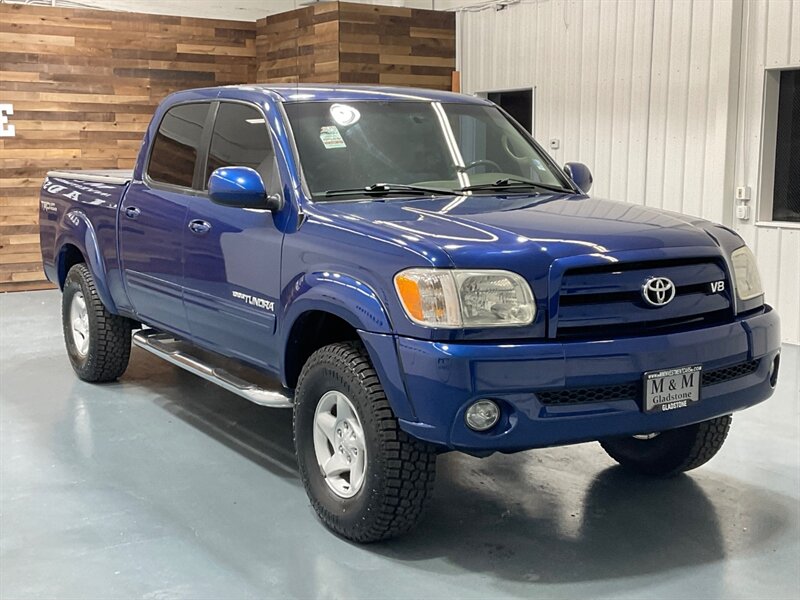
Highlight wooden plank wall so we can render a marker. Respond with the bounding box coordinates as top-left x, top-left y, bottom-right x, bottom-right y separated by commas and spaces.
338, 2, 455, 89
256, 2, 339, 84
255, 1, 455, 89
0, 3, 256, 292
0, 1, 454, 293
